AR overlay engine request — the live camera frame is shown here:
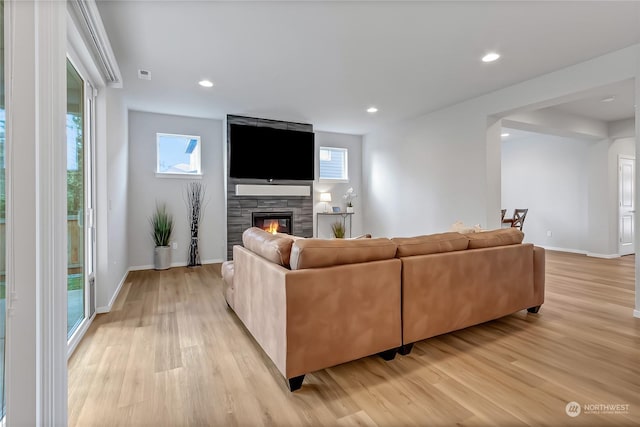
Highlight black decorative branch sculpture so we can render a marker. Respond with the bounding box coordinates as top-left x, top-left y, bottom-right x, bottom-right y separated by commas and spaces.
185, 181, 205, 267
